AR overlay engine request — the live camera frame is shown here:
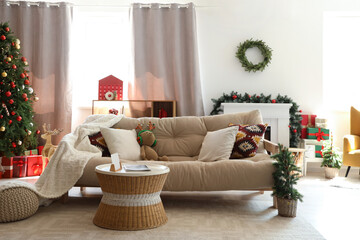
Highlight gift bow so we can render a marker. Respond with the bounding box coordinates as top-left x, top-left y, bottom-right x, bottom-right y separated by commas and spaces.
32, 164, 43, 175
308, 128, 329, 141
